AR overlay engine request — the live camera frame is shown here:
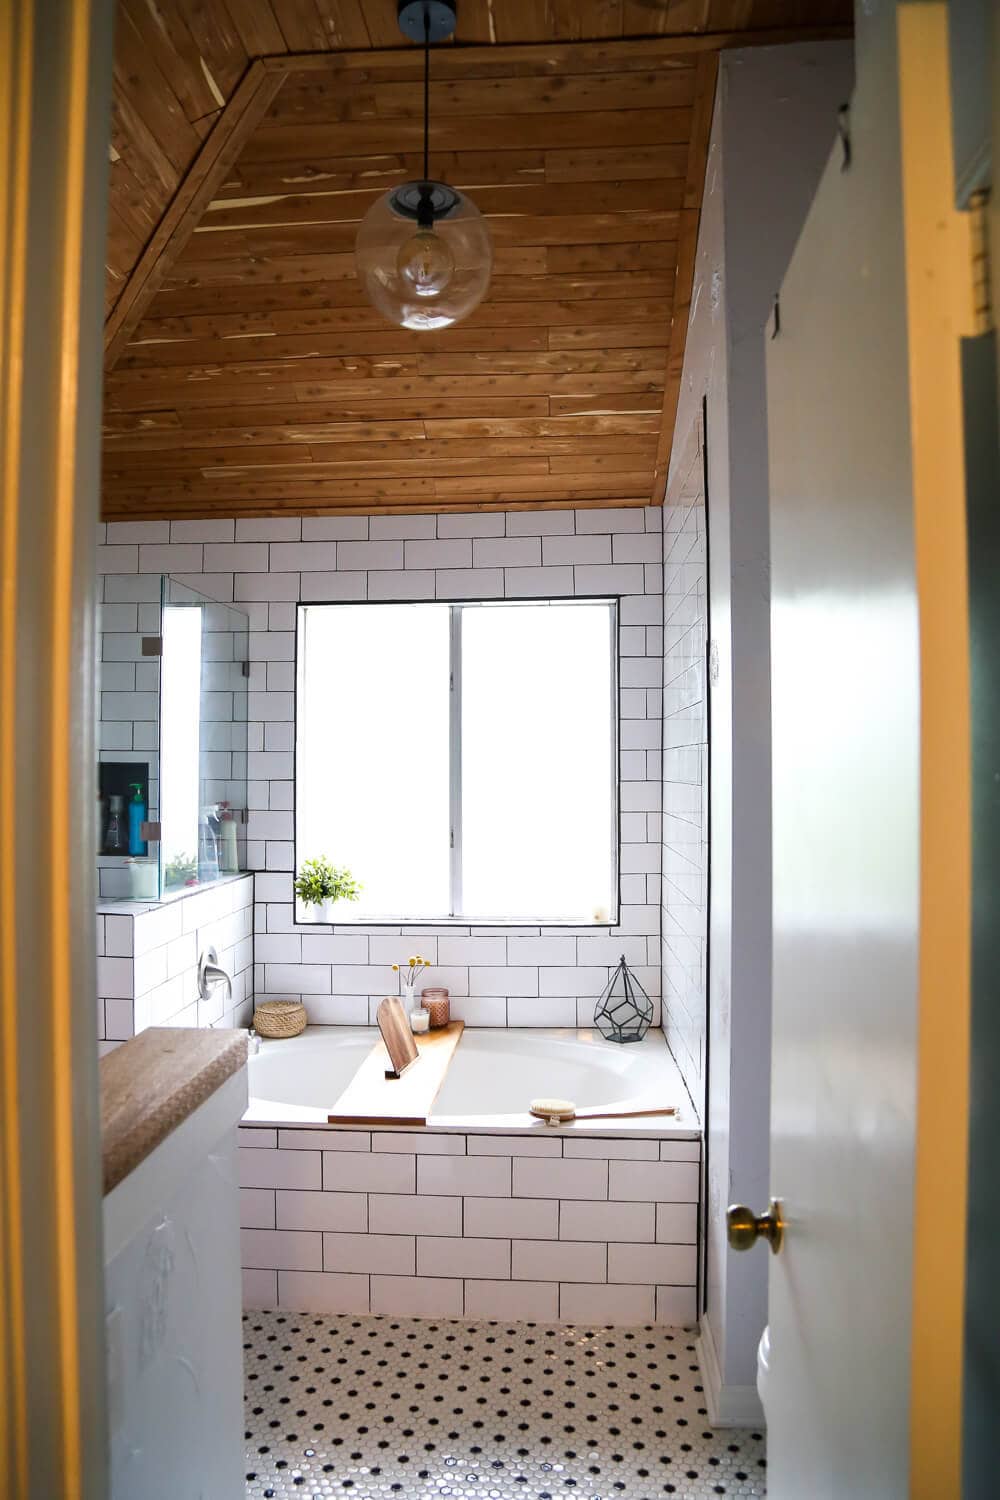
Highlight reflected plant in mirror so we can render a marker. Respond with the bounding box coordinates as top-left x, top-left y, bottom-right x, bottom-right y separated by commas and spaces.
294, 857, 362, 923
164, 851, 198, 889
